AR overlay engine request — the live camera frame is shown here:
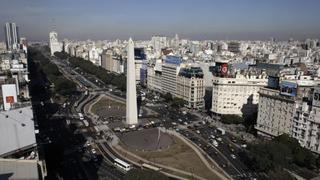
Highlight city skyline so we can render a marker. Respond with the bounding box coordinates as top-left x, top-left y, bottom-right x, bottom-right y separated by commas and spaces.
1, 0, 320, 41
2, 1, 320, 178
